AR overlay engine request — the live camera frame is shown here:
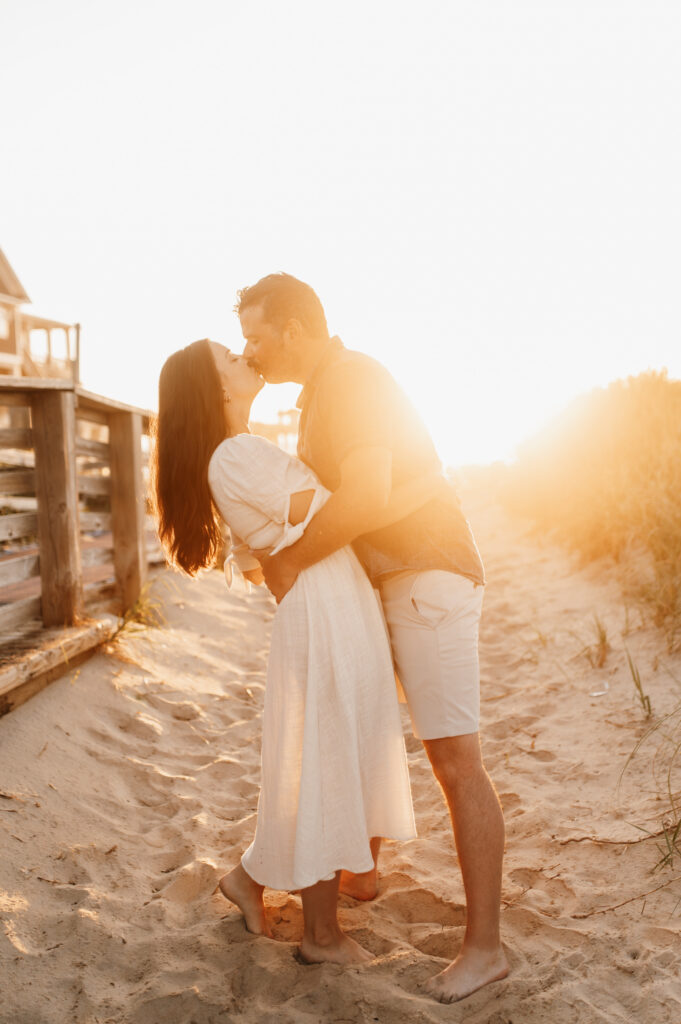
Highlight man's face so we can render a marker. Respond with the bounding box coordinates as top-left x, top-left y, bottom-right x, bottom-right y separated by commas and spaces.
240, 304, 291, 384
